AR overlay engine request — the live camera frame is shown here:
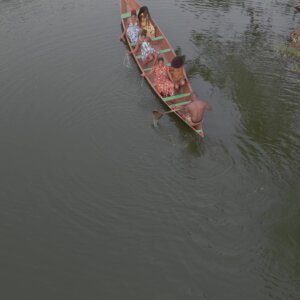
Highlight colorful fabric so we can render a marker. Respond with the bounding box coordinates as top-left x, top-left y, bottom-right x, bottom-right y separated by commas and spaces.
153, 65, 175, 97
127, 22, 140, 46
141, 41, 156, 61
141, 18, 155, 37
